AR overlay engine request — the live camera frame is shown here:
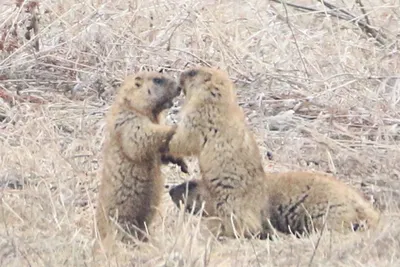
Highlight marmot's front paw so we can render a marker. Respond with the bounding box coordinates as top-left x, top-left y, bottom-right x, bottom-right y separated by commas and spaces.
160, 154, 189, 174
160, 126, 177, 153
176, 158, 189, 174
167, 125, 177, 139
159, 142, 170, 154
